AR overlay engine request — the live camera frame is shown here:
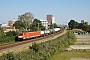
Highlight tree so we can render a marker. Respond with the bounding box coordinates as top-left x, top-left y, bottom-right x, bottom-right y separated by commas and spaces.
78, 23, 83, 29
0, 27, 4, 38
68, 20, 76, 29
13, 20, 25, 30
50, 23, 58, 29
75, 22, 79, 28
82, 22, 89, 31
31, 19, 46, 31
18, 12, 34, 31
5, 31, 18, 37
68, 20, 90, 32
88, 24, 90, 32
